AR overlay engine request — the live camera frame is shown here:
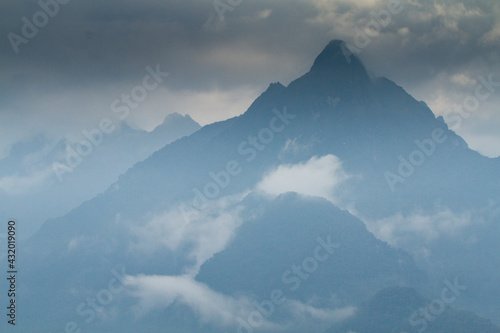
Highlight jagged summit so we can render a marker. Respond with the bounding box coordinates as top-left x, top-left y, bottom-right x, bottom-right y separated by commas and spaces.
284, 39, 371, 101
309, 39, 369, 80
312, 40, 357, 67
150, 112, 201, 139
266, 81, 286, 92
